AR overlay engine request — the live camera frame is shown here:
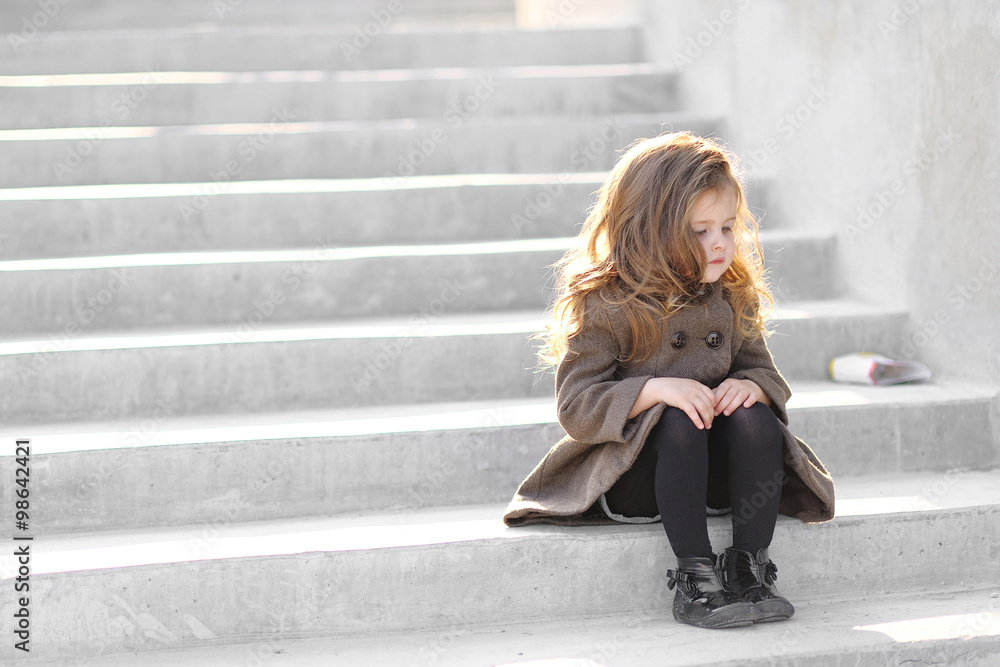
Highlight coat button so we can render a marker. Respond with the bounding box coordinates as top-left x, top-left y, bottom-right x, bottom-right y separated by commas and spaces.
671, 332, 687, 349
705, 331, 724, 349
